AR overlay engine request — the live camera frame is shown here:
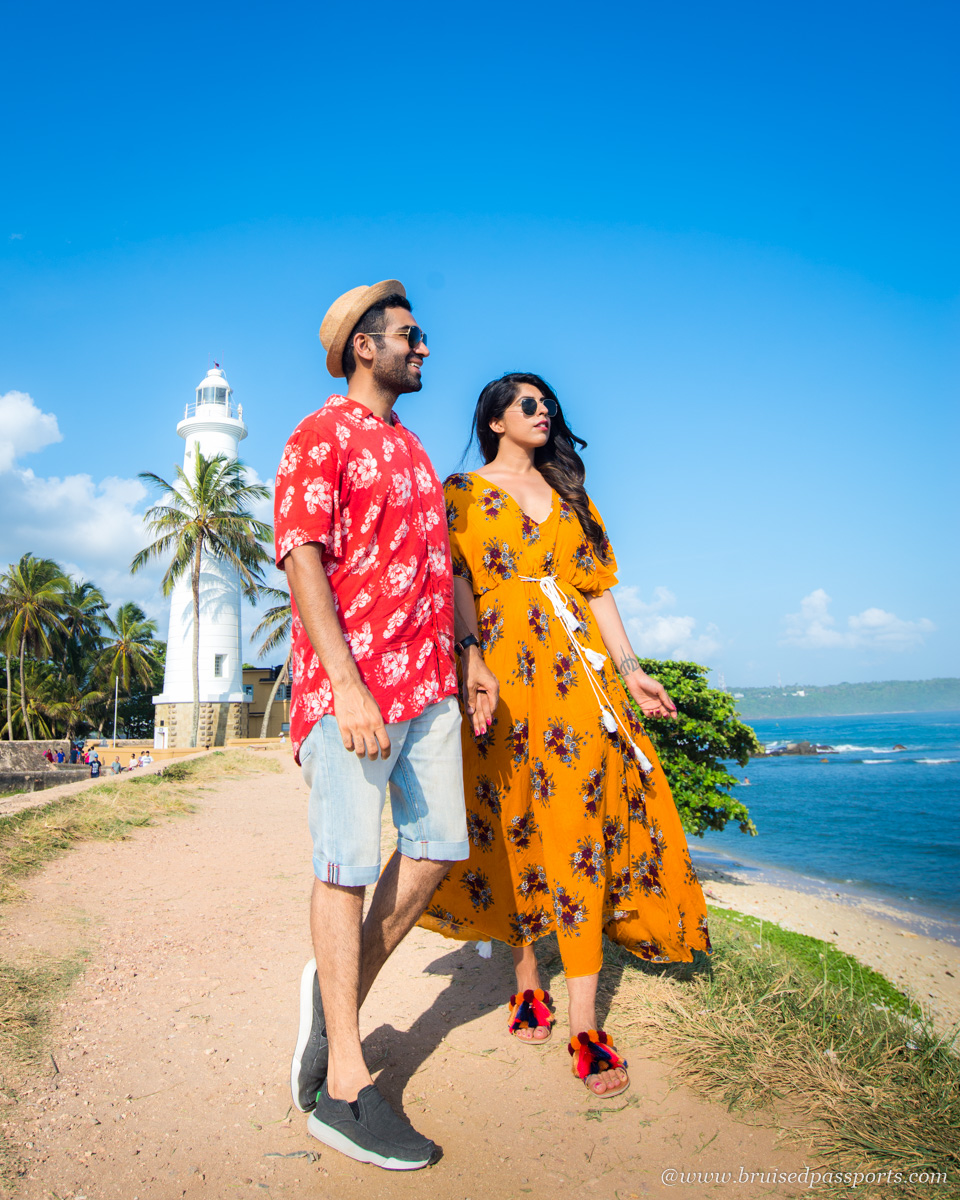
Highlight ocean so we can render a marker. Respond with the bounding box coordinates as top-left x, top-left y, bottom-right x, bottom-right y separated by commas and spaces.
693, 710, 960, 932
